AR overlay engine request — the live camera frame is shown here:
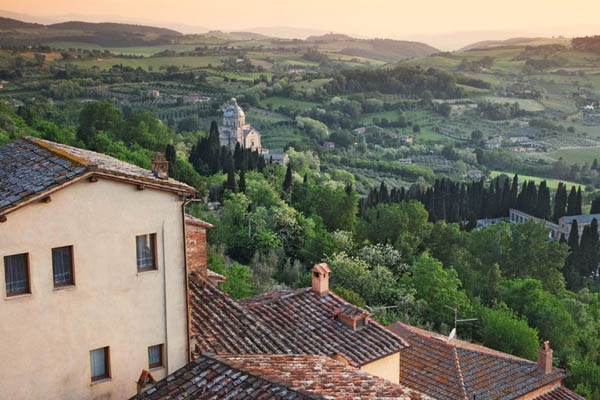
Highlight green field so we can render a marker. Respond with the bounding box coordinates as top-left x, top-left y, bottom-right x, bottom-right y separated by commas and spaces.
359, 111, 403, 124
47, 41, 200, 56
481, 96, 545, 112
548, 147, 600, 164
259, 97, 319, 111
66, 55, 226, 70
491, 170, 585, 189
